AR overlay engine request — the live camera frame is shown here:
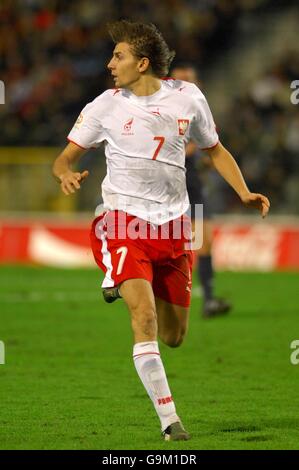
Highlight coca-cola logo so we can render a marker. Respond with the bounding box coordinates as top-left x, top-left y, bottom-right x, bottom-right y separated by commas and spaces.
213, 225, 280, 270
